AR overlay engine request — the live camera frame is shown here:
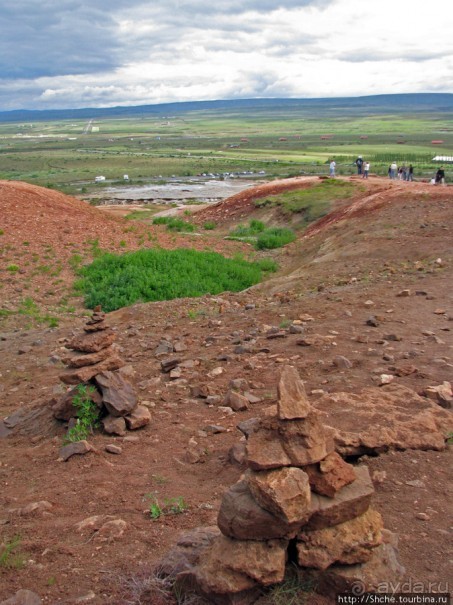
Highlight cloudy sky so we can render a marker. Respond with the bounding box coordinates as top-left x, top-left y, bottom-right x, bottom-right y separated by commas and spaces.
1, 0, 452, 110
